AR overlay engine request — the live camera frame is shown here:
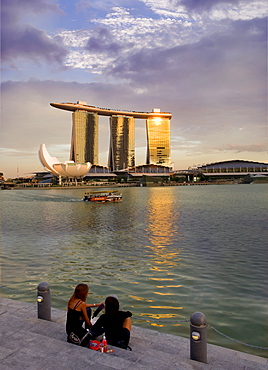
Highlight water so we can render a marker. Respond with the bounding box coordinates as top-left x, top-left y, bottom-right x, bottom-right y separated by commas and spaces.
1, 184, 267, 357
